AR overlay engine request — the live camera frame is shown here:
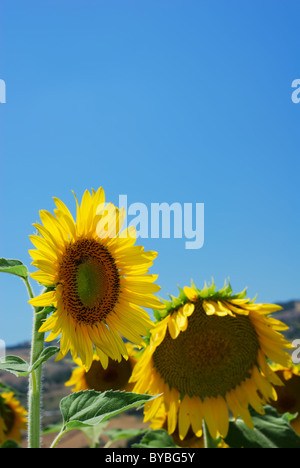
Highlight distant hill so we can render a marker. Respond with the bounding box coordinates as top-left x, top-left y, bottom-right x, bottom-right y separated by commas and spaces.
276, 300, 300, 342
